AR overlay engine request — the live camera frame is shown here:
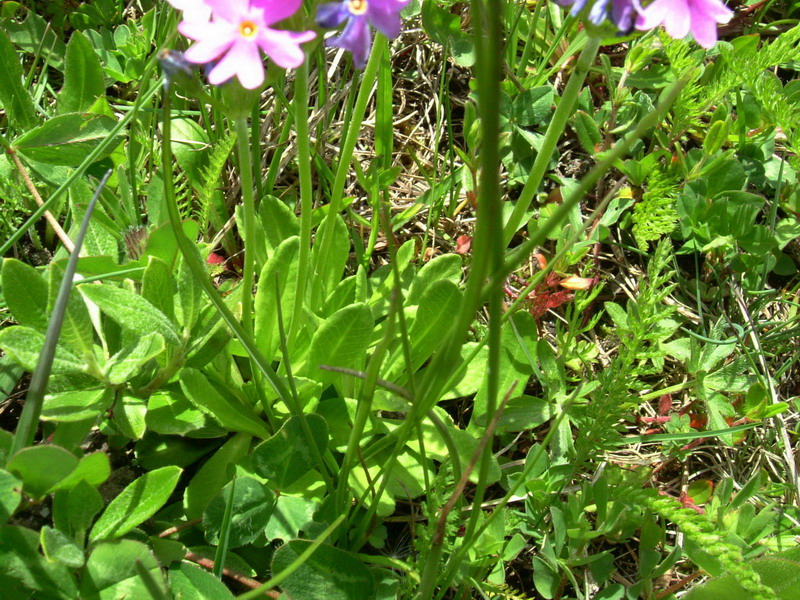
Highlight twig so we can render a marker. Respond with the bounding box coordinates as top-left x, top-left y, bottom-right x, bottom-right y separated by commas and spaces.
7, 149, 75, 253
157, 517, 202, 538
